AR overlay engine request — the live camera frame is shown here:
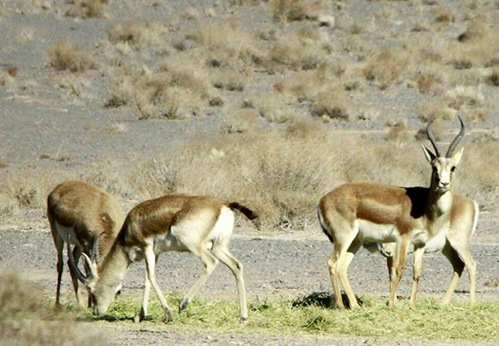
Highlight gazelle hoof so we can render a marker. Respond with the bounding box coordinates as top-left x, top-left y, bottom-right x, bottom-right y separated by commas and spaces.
239, 316, 247, 323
